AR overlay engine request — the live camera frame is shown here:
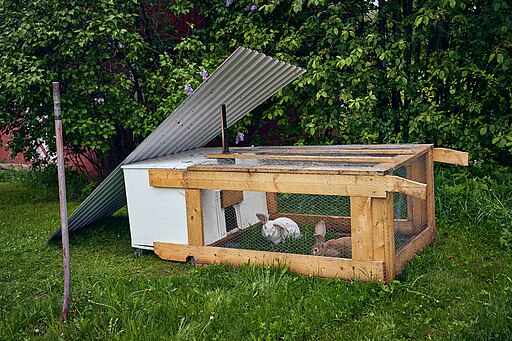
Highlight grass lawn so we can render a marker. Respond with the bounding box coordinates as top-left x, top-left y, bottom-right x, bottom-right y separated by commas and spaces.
0, 166, 511, 340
